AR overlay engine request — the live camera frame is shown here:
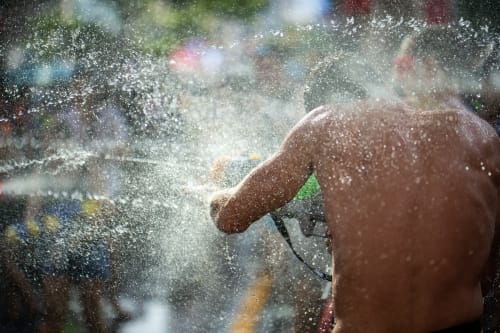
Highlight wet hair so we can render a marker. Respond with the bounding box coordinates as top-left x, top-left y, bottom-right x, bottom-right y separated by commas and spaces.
303, 53, 367, 113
